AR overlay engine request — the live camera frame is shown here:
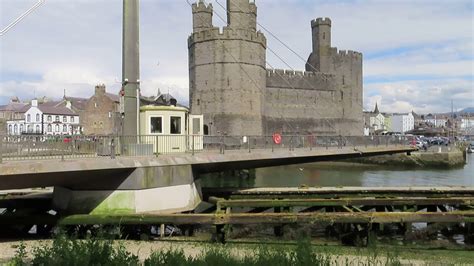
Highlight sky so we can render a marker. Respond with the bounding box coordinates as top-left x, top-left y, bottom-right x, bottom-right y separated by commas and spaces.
0, 0, 473, 114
